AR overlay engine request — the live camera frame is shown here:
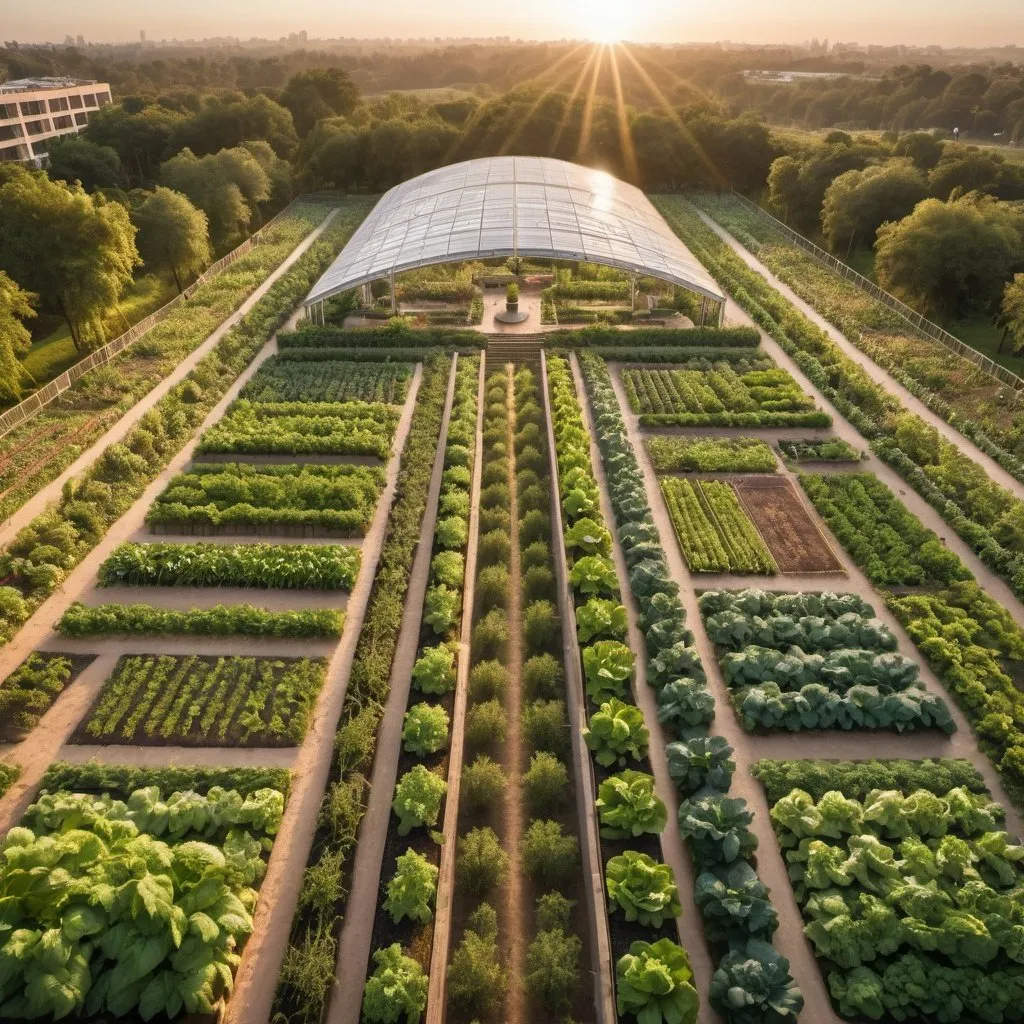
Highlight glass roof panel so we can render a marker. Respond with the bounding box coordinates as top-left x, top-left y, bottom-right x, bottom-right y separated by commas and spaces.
305, 156, 724, 306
